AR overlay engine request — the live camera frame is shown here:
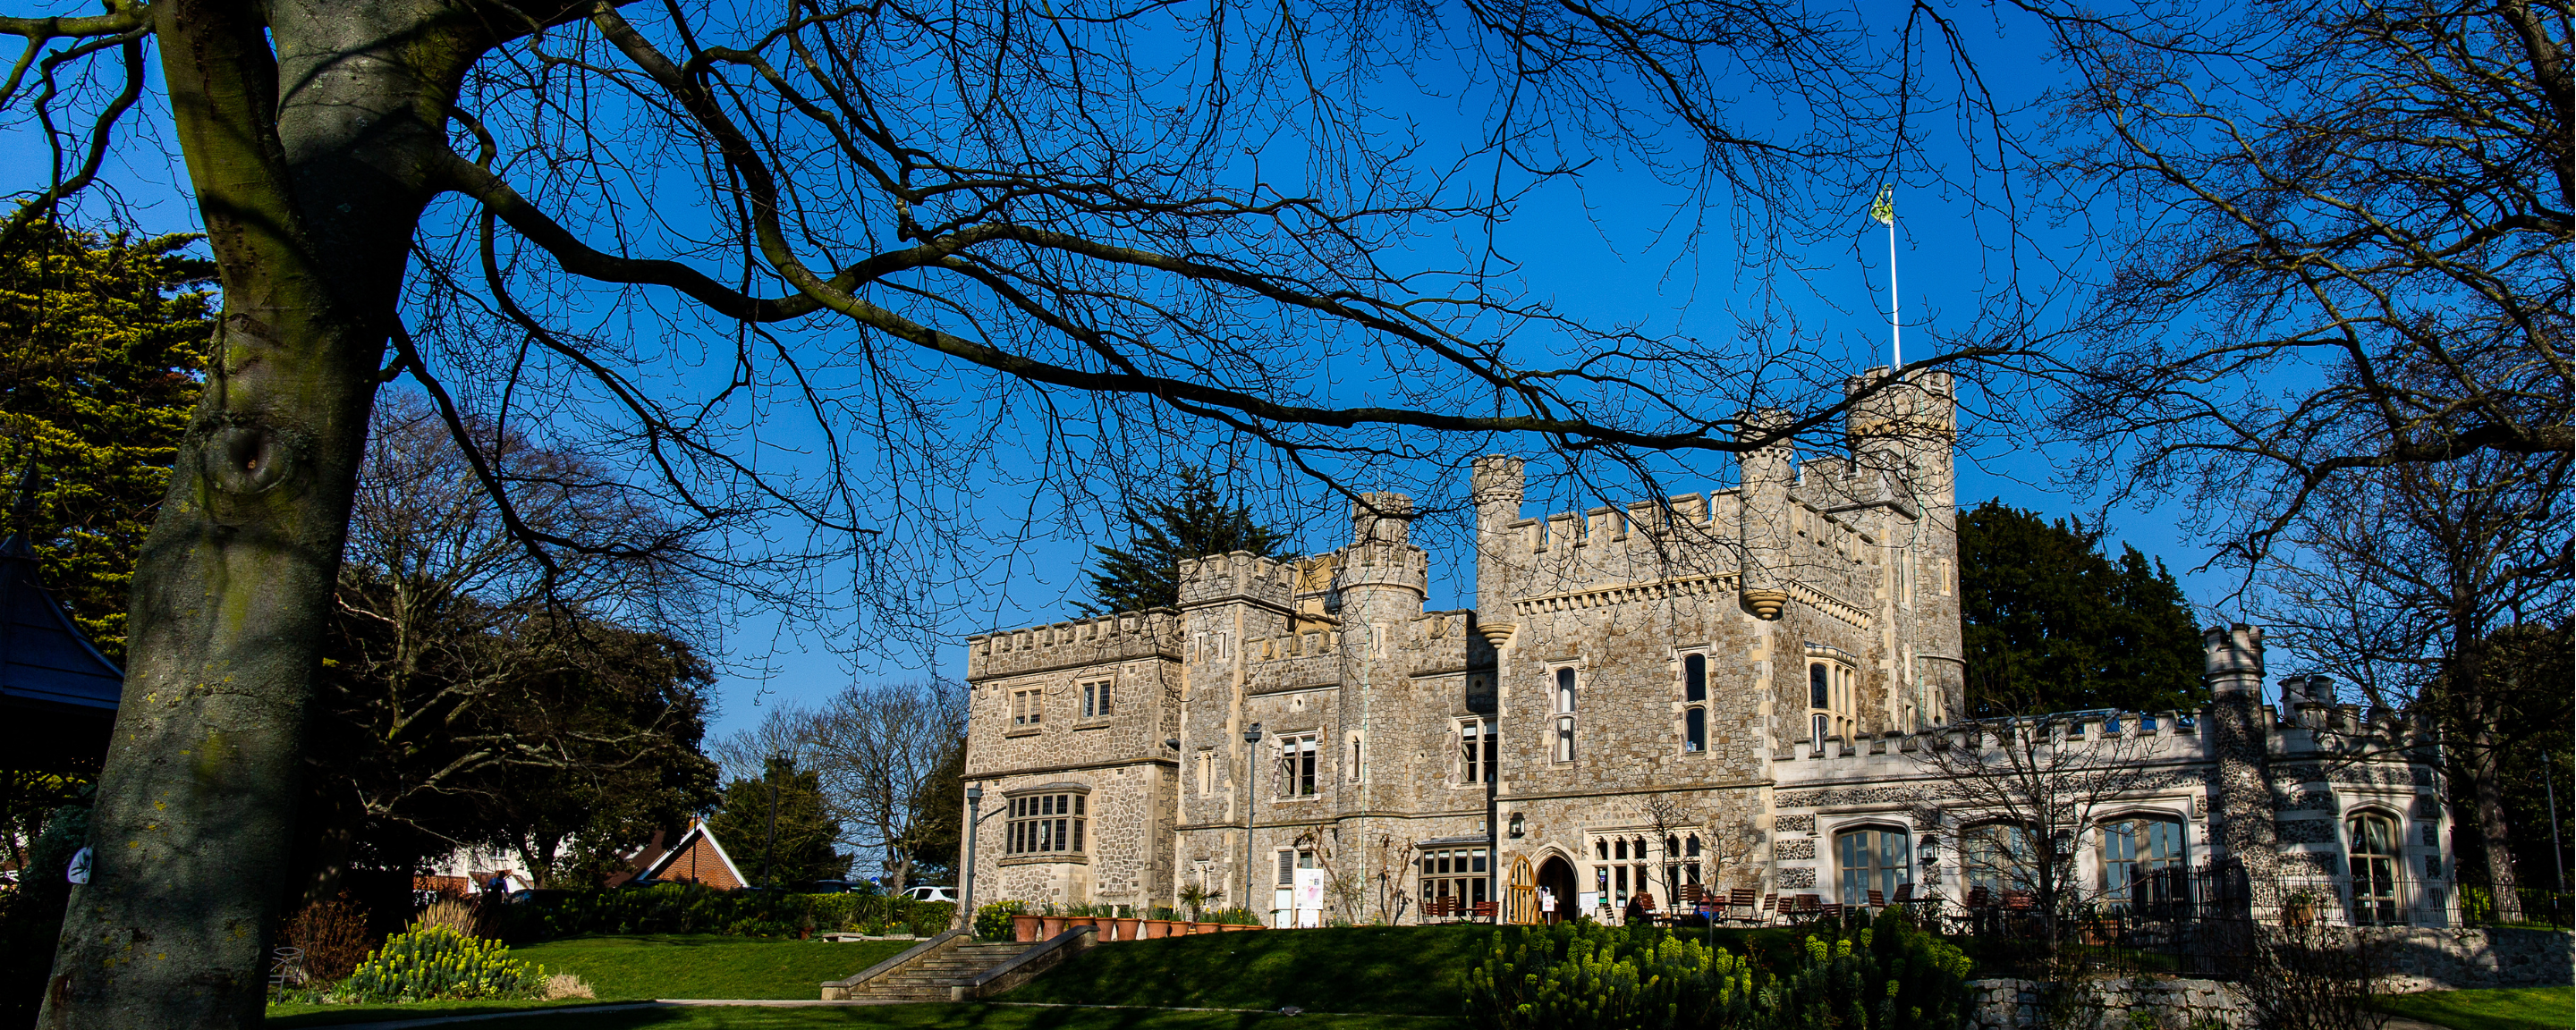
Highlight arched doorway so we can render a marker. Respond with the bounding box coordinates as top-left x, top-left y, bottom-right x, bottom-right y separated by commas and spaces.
1537, 855, 1580, 924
